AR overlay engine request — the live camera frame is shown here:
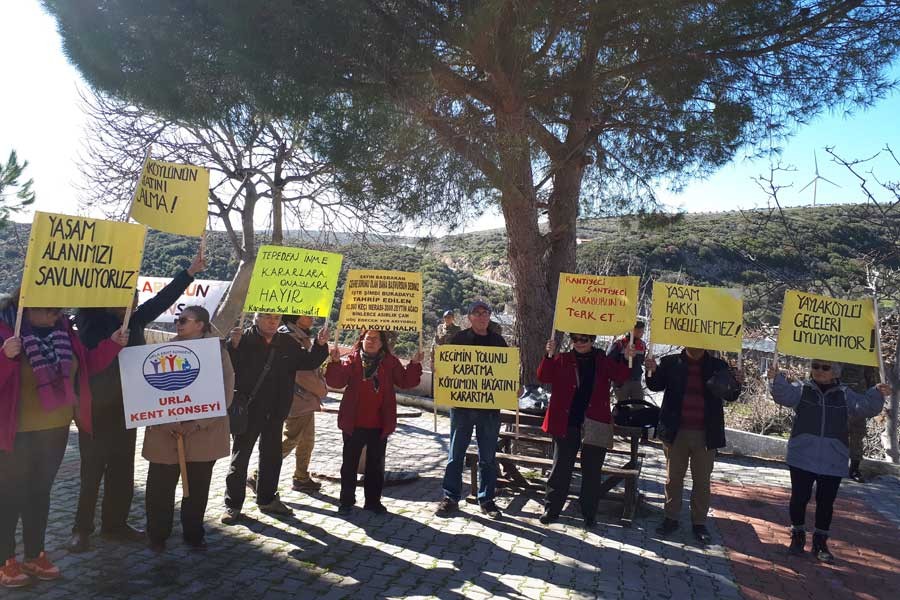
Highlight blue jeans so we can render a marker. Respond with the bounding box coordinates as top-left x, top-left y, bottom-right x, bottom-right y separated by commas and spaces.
441, 408, 501, 503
